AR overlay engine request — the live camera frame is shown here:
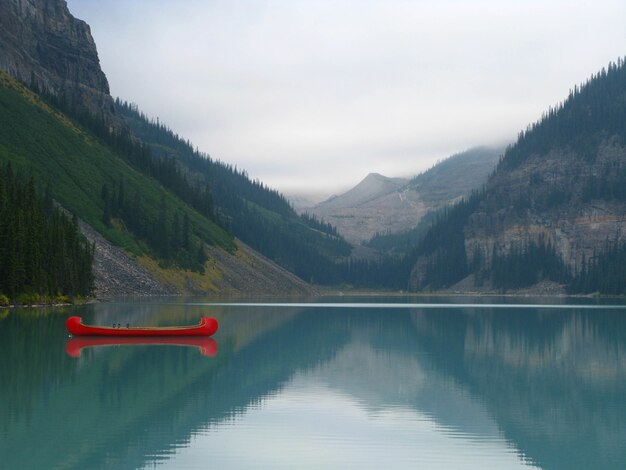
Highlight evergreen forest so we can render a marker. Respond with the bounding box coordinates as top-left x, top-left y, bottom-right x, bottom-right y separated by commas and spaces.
3, 55, 626, 298
407, 58, 626, 294
0, 163, 94, 302
115, 99, 355, 284
0, 69, 236, 302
